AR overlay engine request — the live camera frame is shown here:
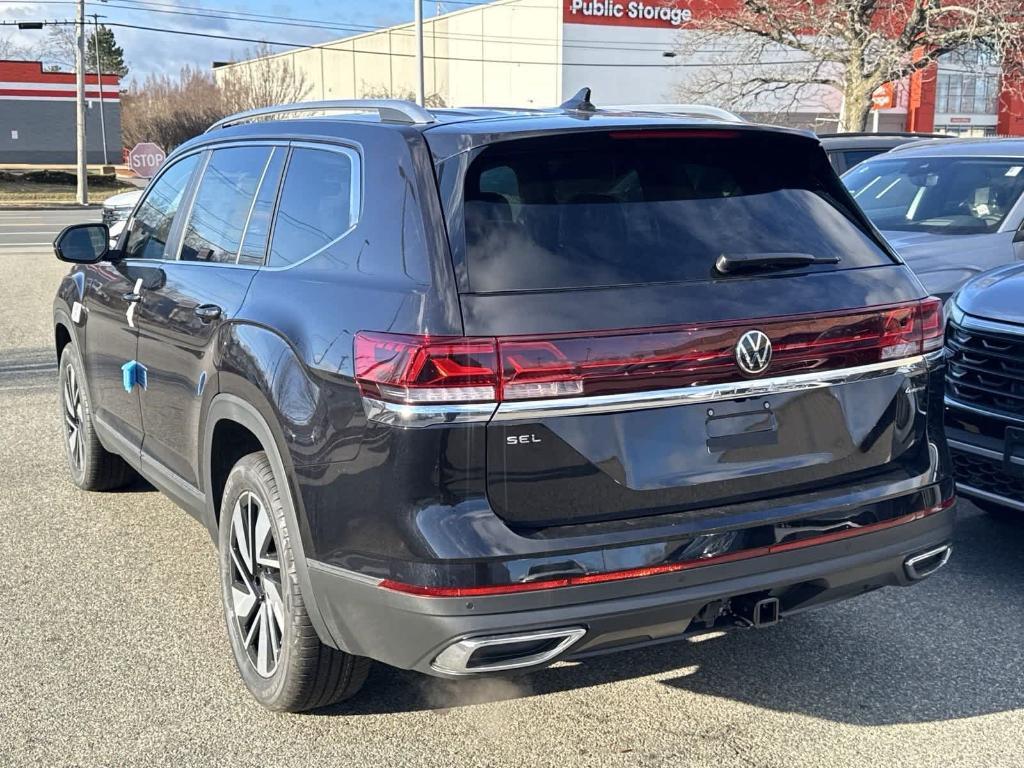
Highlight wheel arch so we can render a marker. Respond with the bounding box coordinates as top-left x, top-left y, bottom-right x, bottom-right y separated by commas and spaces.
55, 319, 73, 364
203, 392, 346, 651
